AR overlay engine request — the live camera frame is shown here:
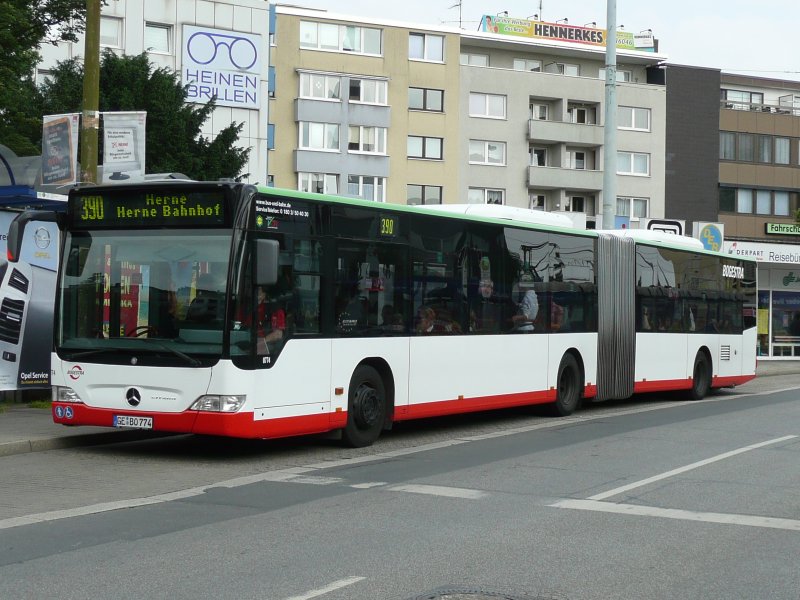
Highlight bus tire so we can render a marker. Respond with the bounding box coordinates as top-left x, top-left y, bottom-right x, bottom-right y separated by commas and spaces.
342, 365, 386, 448
687, 351, 711, 400
551, 353, 581, 417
